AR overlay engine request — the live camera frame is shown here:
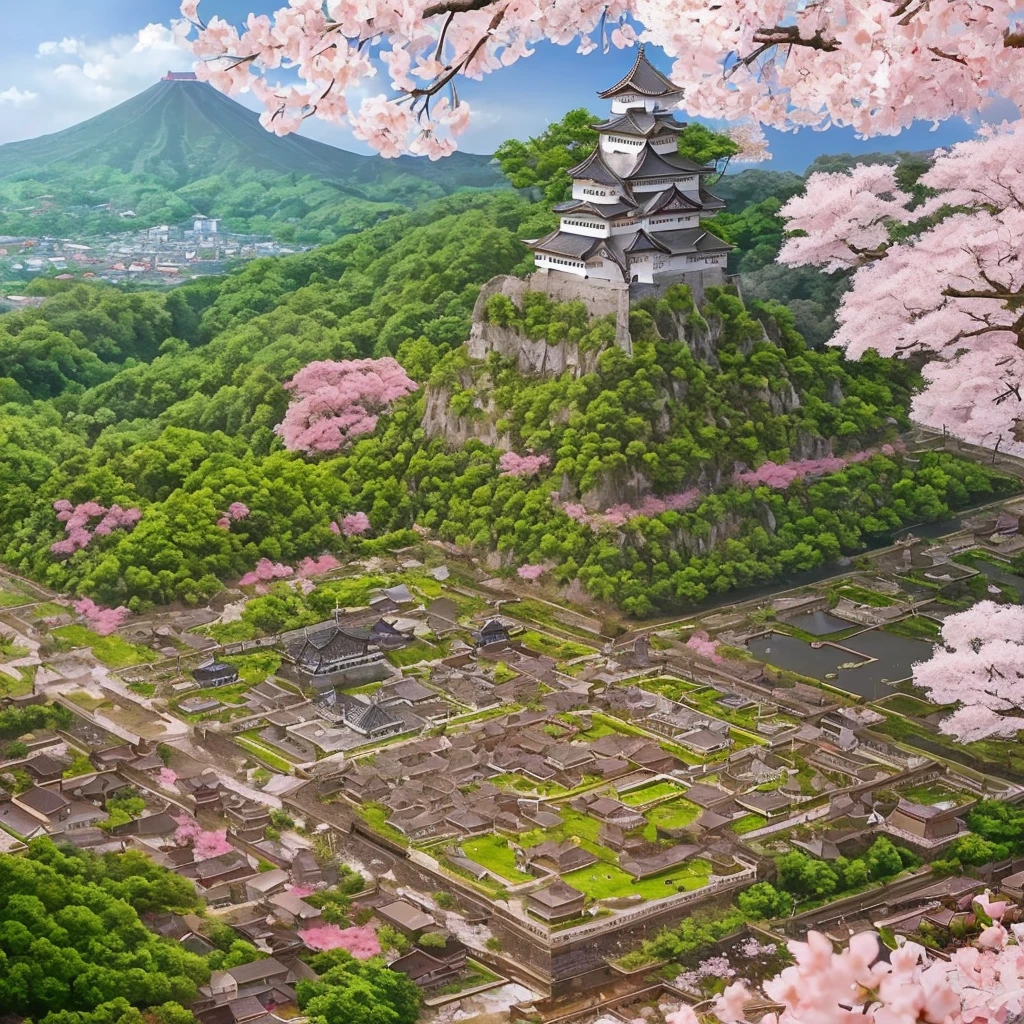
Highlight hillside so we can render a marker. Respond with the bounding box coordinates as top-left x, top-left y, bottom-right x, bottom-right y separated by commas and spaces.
0, 78, 503, 244
0, 190, 1014, 619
